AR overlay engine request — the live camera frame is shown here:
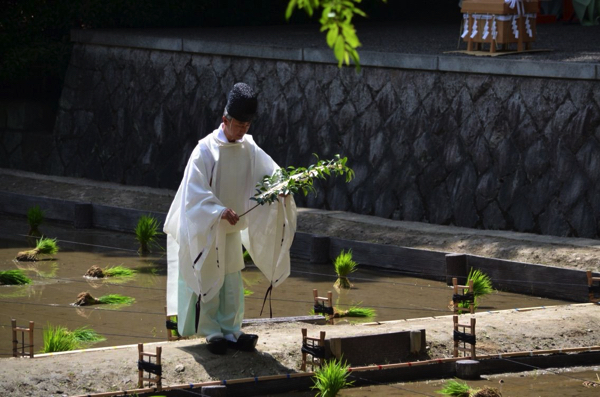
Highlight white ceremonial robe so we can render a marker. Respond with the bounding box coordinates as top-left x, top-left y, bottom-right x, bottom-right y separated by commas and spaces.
164, 126, 297, 337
